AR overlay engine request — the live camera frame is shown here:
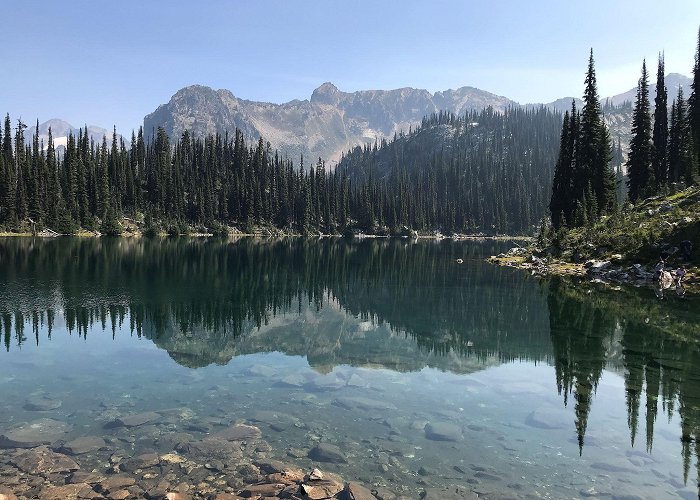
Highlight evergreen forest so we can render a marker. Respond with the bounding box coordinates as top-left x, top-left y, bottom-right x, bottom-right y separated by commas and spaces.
0, 106, 561, 237
550, 31, 700, 229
